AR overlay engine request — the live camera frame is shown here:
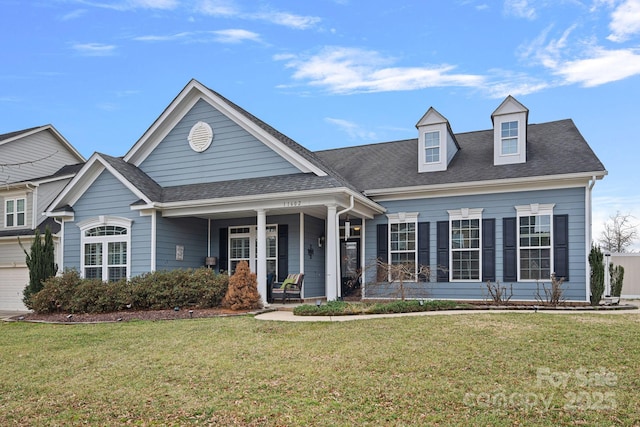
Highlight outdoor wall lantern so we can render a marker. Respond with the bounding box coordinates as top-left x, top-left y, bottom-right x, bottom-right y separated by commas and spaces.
307, 244, 315, 259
